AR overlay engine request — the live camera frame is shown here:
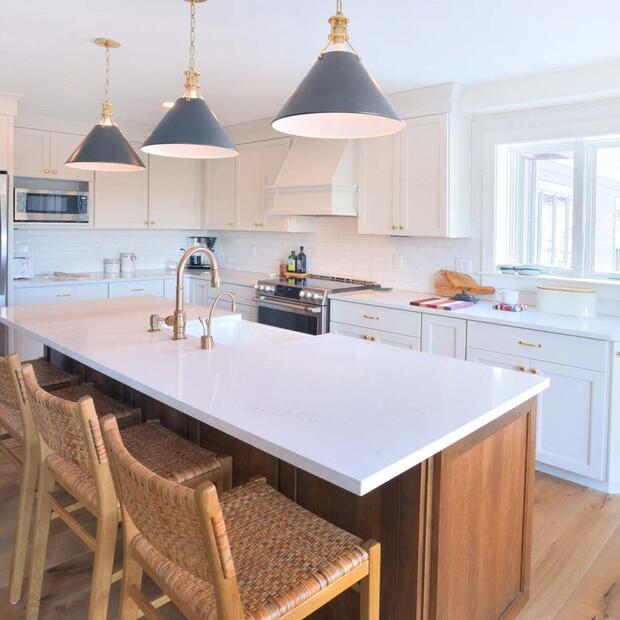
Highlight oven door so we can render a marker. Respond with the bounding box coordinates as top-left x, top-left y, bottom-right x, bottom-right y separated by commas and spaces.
255, 297, 326, 335
14, 188, 89, 222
